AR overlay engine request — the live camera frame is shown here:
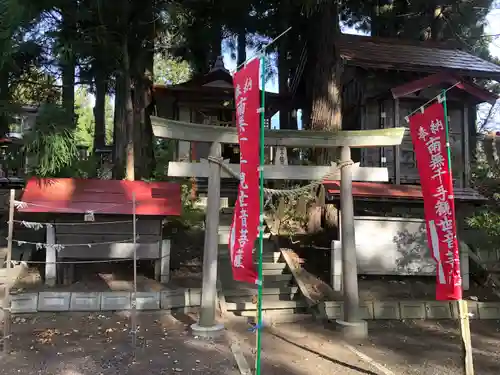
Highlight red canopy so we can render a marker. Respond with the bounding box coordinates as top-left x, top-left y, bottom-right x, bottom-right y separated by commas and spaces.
18, 178, 182, 216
